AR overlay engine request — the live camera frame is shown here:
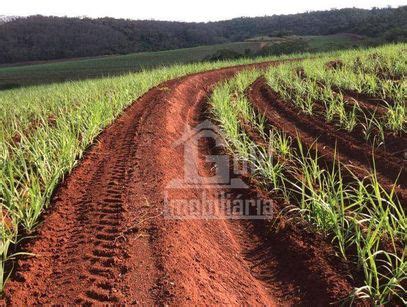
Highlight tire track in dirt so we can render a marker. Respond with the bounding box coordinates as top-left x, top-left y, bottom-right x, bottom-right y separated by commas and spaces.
4, 78, 171, 305
5, 62, 352, 305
